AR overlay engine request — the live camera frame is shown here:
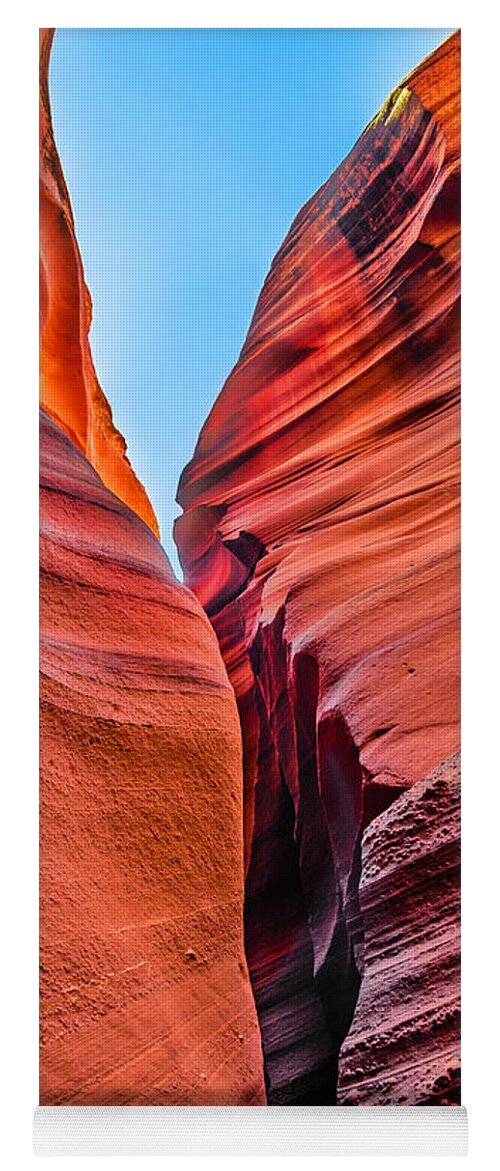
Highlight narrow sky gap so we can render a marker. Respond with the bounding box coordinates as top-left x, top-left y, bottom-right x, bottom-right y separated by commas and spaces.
49, 27, 453, 574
